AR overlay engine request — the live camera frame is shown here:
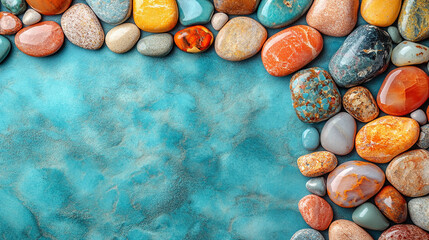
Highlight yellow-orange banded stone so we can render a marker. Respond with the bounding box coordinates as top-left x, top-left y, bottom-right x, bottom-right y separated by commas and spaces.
133, 0, 178, 33
297, 151, 337, 177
